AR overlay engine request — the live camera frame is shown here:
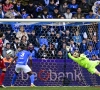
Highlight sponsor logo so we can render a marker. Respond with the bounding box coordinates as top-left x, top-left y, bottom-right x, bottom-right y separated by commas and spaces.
21, 69, 82, 81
